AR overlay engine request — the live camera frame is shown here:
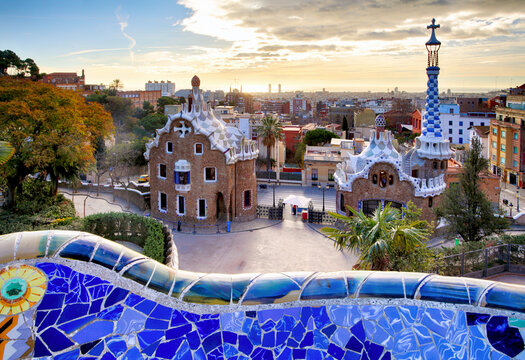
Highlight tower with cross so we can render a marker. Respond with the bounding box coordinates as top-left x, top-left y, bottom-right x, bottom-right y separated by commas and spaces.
415, 18, 451, 161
